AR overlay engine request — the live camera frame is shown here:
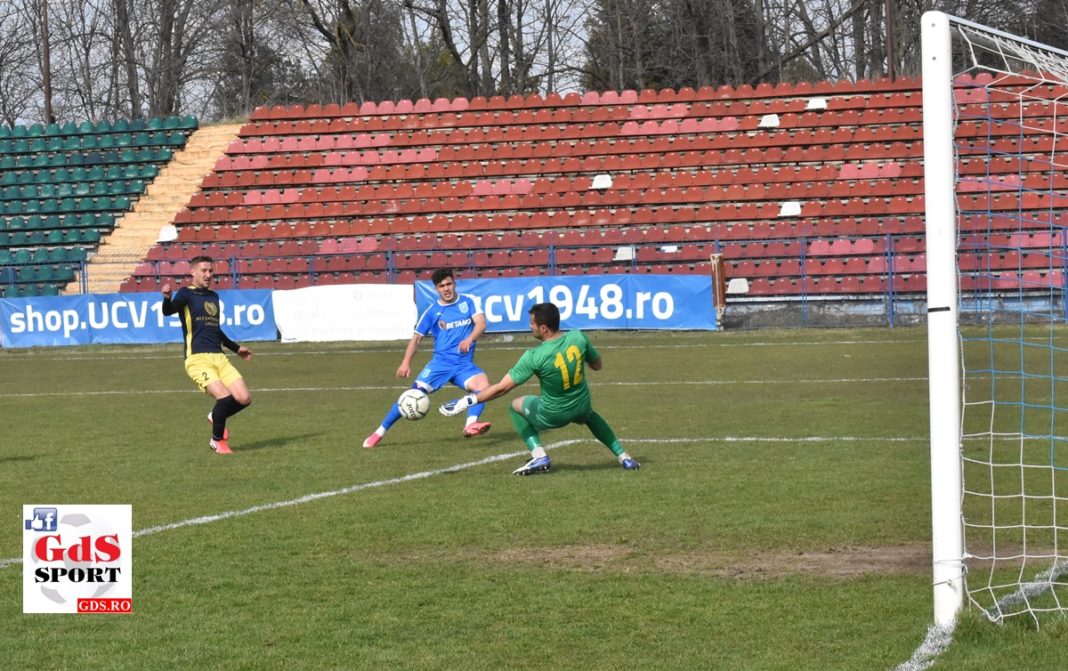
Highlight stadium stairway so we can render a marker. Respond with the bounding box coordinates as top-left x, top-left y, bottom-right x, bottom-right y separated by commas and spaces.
71, 123, 242, 294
